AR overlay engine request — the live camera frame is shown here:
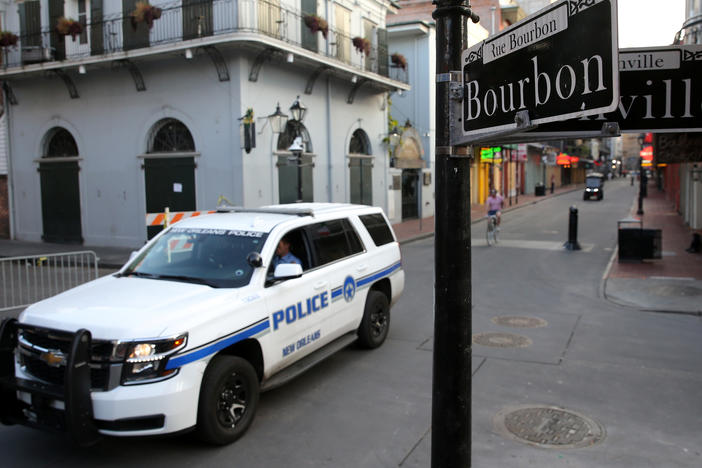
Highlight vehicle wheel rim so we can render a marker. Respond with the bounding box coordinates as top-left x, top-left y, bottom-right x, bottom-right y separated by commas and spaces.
216, 372, 248, 428
370, 304, 388, 338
